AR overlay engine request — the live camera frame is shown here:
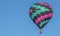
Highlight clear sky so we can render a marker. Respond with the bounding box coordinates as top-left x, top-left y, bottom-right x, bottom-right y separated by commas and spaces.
0, 0, 60, 36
